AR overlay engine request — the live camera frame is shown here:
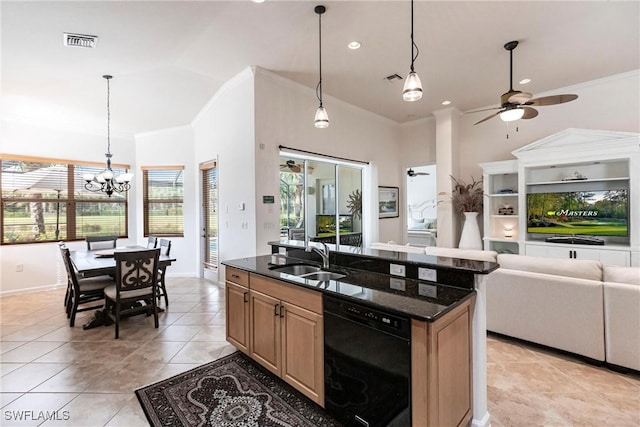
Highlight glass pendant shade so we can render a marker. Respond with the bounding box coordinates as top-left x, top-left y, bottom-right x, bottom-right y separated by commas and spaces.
402, 71, 423, 102
500, 107, 525, 122
314, 105, 329, 128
